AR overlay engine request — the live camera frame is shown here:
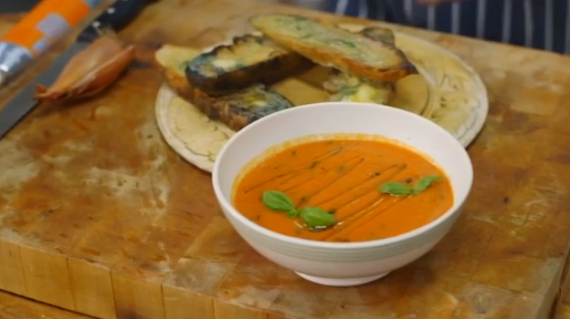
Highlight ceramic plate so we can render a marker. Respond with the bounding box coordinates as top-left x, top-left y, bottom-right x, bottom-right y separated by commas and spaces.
155, 25, 488, 173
